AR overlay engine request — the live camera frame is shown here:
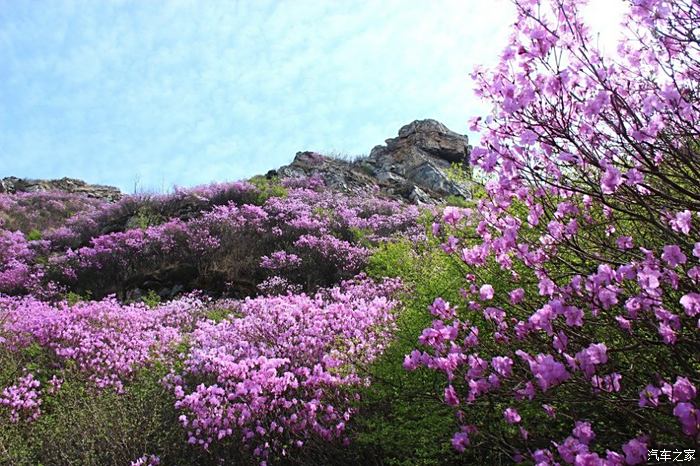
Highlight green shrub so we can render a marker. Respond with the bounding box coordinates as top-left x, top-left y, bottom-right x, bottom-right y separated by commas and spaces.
65, 291, 92, 305
125, 206, 165, 230
248, 175, 288, 204
333, 238, 470, 465
0, 362, 228, 466
141, 290, 162, 308
26, 229, 42, 241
